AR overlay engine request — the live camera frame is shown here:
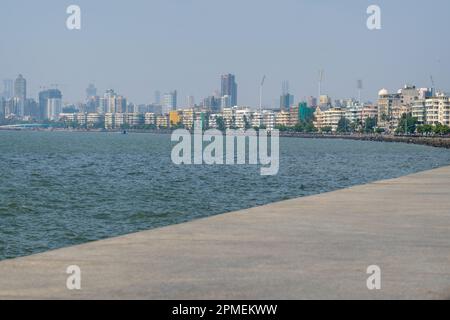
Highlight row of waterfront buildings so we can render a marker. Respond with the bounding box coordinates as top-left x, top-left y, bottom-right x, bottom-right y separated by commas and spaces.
314, 86, 450, 132
1, 74, 449, 133
57, 104, 312, 130
57, 87, 450, 133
